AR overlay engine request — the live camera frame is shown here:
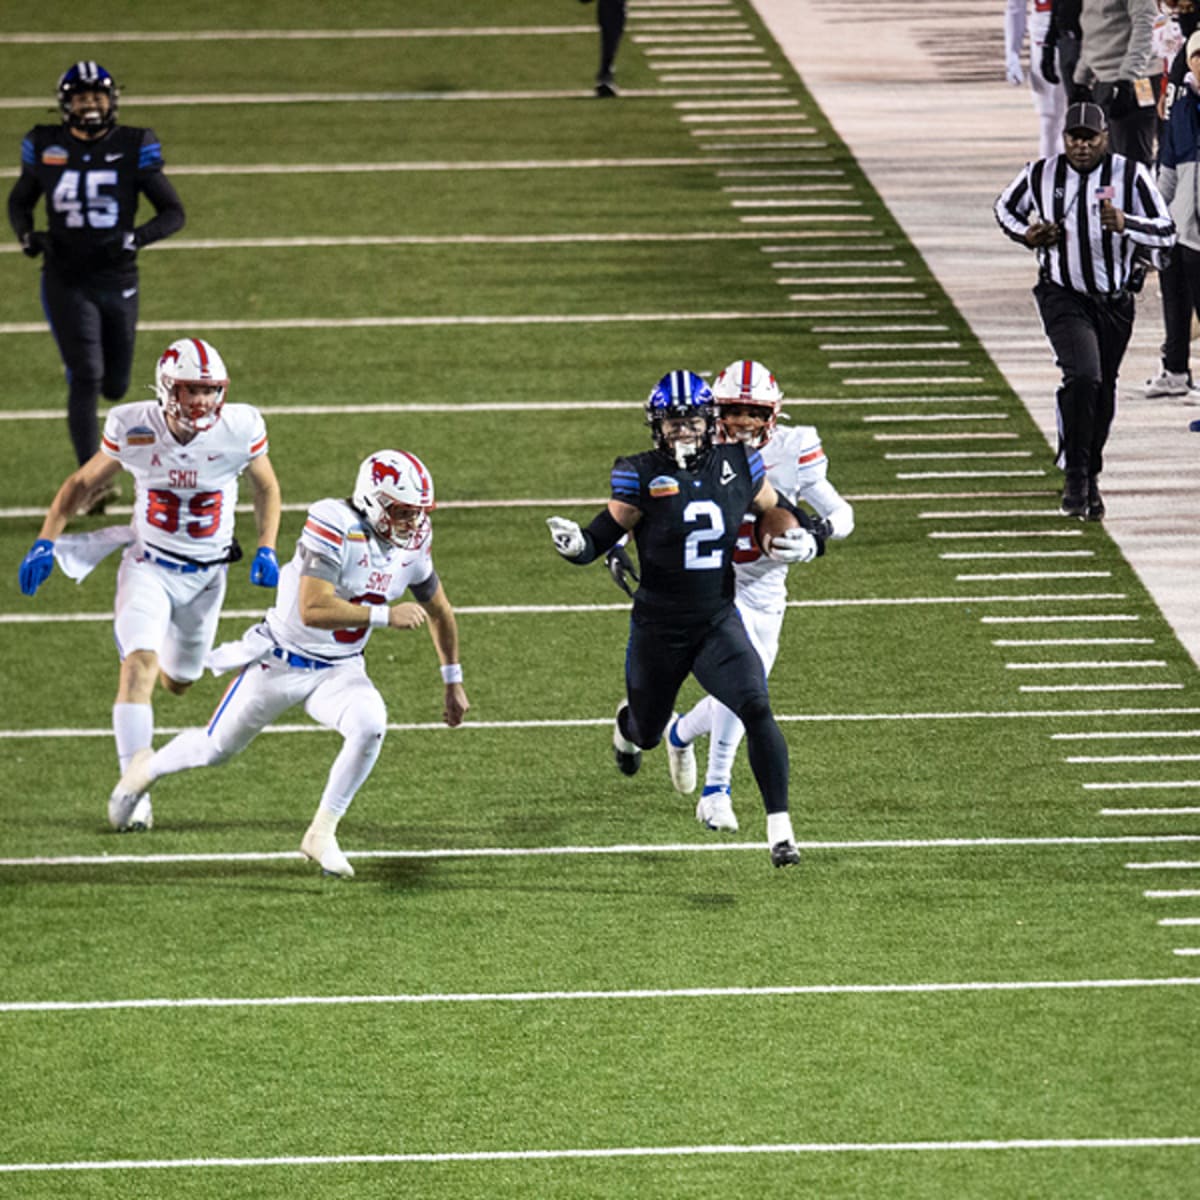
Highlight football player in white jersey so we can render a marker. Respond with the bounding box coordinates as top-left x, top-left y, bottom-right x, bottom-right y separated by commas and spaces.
18, 337, 281, 831
107, 449, 469, 878
619, 361, 853, 834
